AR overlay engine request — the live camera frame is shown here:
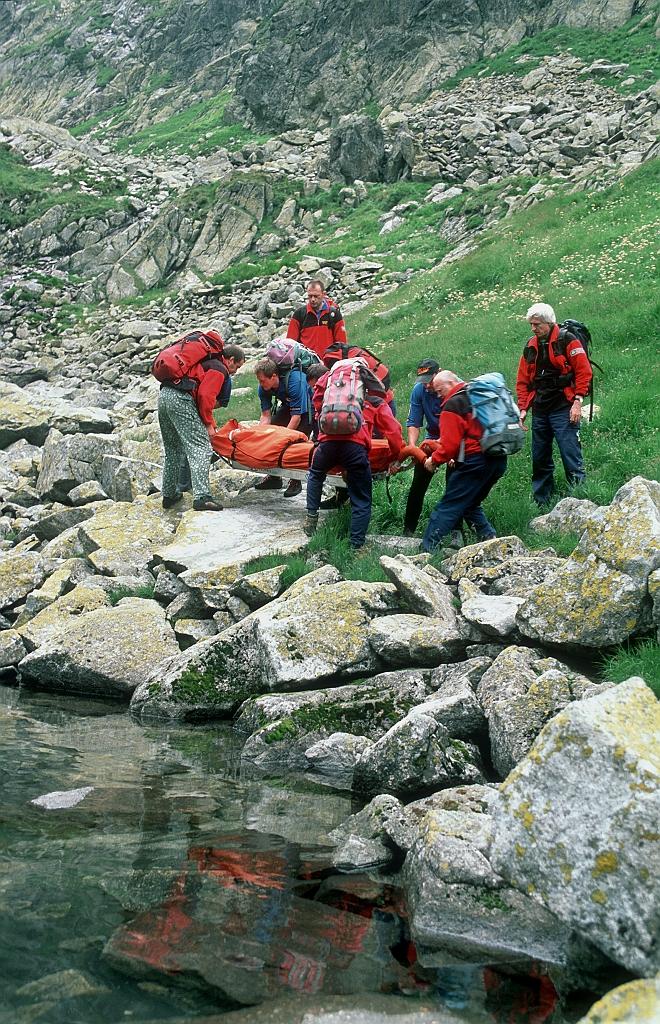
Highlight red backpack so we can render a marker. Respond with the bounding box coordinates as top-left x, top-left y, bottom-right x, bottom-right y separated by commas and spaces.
322, 342, 391, 391
319, 358, 368, 436
151, 330, 224, 385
